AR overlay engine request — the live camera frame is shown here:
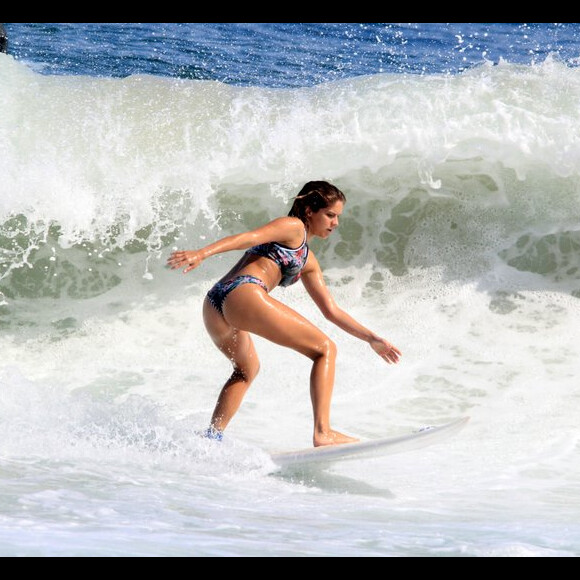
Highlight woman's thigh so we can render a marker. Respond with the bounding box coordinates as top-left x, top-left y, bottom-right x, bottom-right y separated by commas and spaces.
203, 297, 258, 369
222, 284, 330, 359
